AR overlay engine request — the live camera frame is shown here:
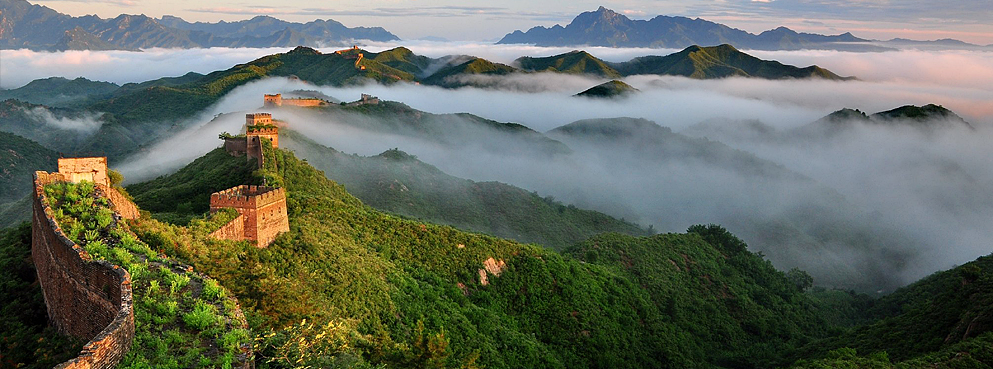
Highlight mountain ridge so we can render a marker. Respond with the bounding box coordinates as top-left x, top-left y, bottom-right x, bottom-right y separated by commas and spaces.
0, 0, 399, 50
498, 6, 988, 51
